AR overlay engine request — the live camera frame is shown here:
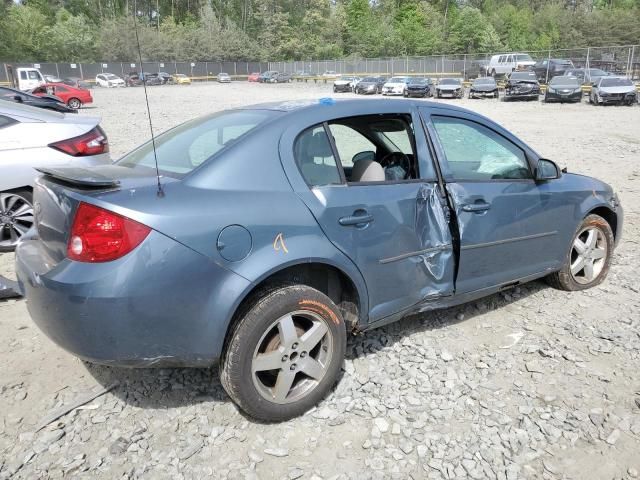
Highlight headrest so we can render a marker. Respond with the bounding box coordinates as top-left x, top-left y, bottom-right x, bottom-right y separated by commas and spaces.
352, 159, 385, 182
